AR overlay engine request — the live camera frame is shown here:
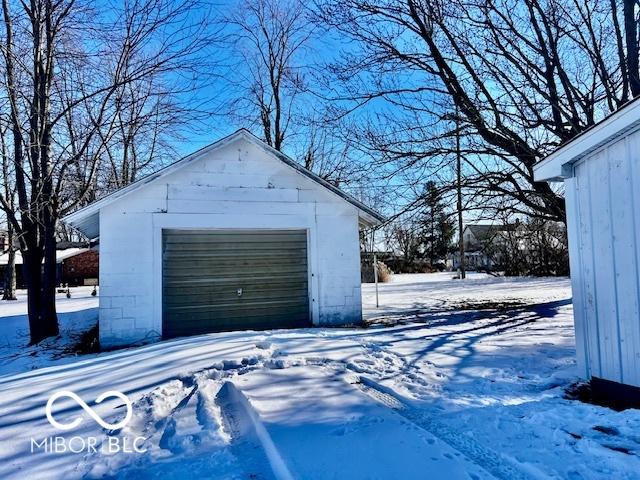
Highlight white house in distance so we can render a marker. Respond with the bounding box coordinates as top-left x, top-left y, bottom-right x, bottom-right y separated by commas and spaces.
453, 224, 515, 270
64, 129, 383, 348
535, 98, 640, 402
